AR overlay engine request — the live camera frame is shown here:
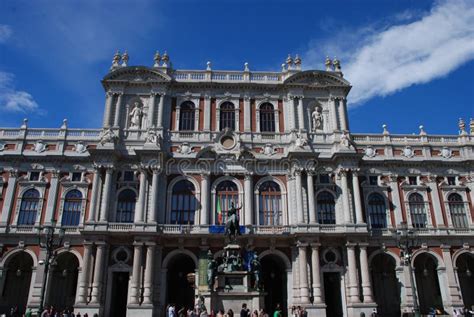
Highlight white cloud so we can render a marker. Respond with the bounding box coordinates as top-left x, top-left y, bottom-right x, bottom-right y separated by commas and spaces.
0, 24, 12, 42
304, 0, 474, 106
0, 71, 41, 113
